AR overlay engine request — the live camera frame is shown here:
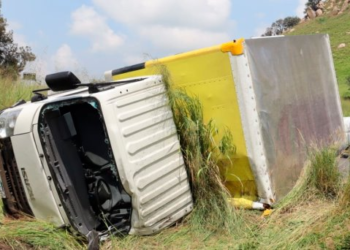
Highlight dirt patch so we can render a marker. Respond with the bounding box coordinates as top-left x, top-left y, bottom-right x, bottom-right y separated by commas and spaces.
0, 242, 12, 250
0, 240, 35, 250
